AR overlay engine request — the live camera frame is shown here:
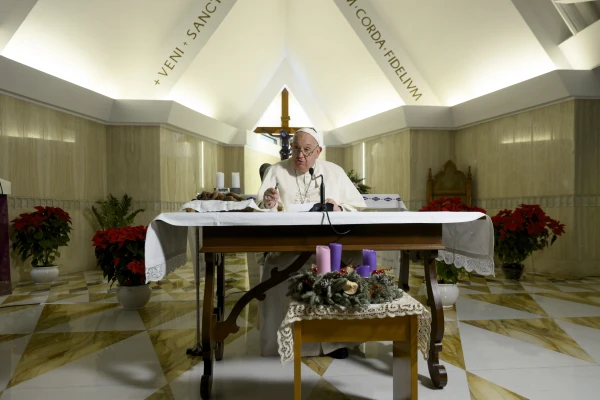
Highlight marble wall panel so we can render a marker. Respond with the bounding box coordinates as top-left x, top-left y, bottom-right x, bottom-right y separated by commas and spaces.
409, 129, 455, 207
456, 101, 576, 200
106, 126, 161, 226
244, 146, 280, 196
365, 131, 410, 200
0, 94, 108, 281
